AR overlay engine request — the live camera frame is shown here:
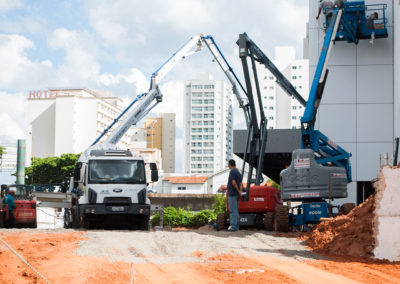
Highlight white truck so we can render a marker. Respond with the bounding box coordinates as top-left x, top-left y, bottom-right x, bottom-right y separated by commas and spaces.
65, 149, 158, 229
63, 34, 247, 230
